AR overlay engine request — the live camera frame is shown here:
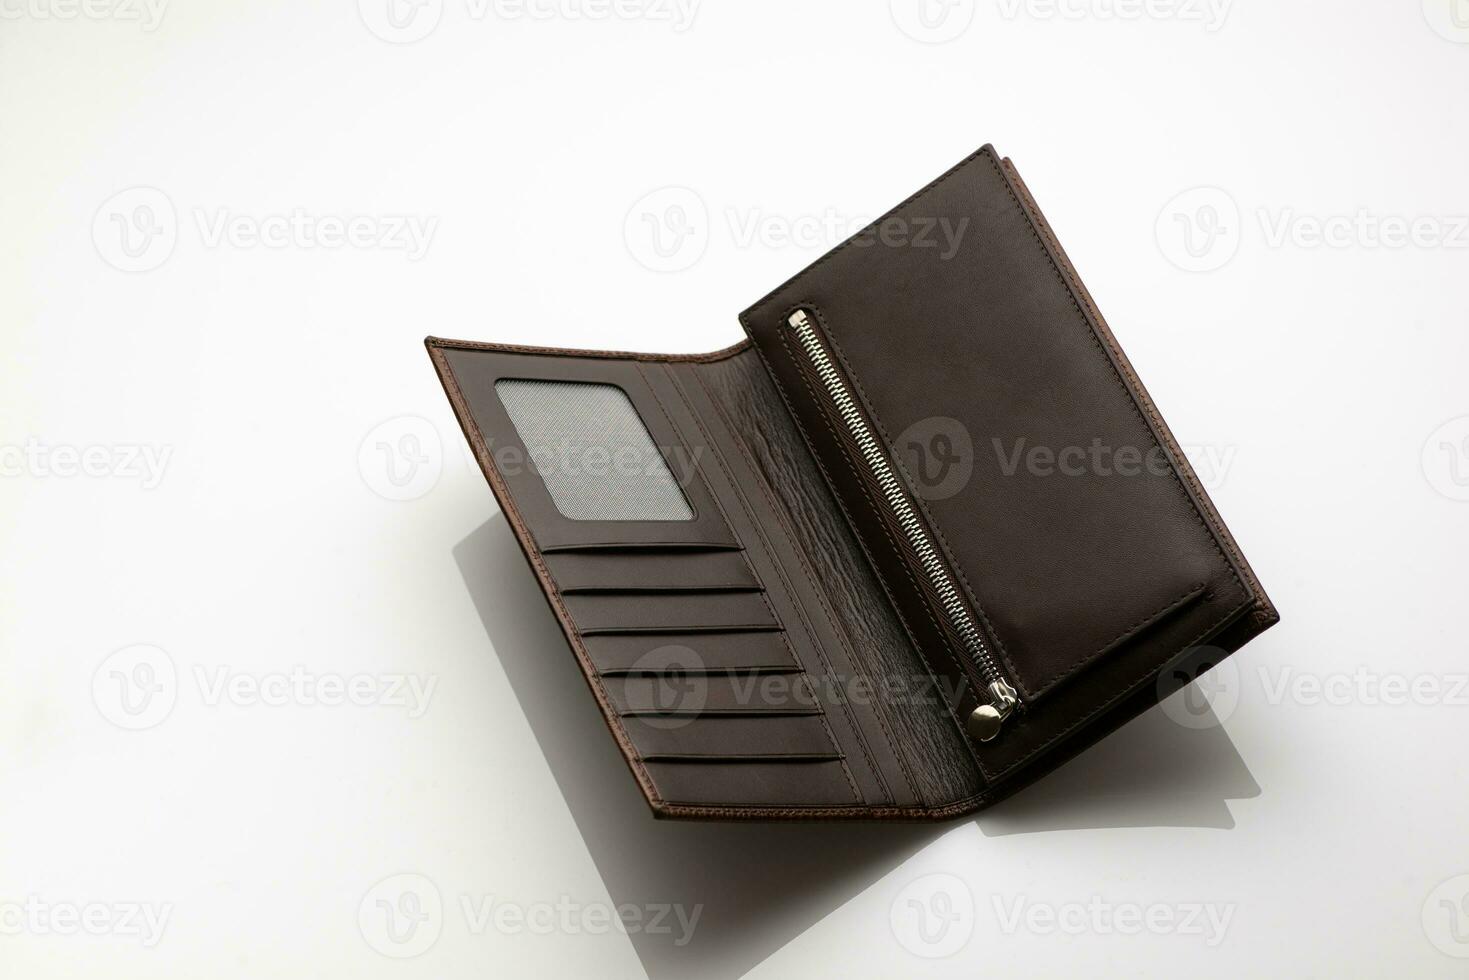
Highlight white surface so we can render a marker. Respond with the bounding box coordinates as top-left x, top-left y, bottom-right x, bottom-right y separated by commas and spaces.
3, 2, 1468, 977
